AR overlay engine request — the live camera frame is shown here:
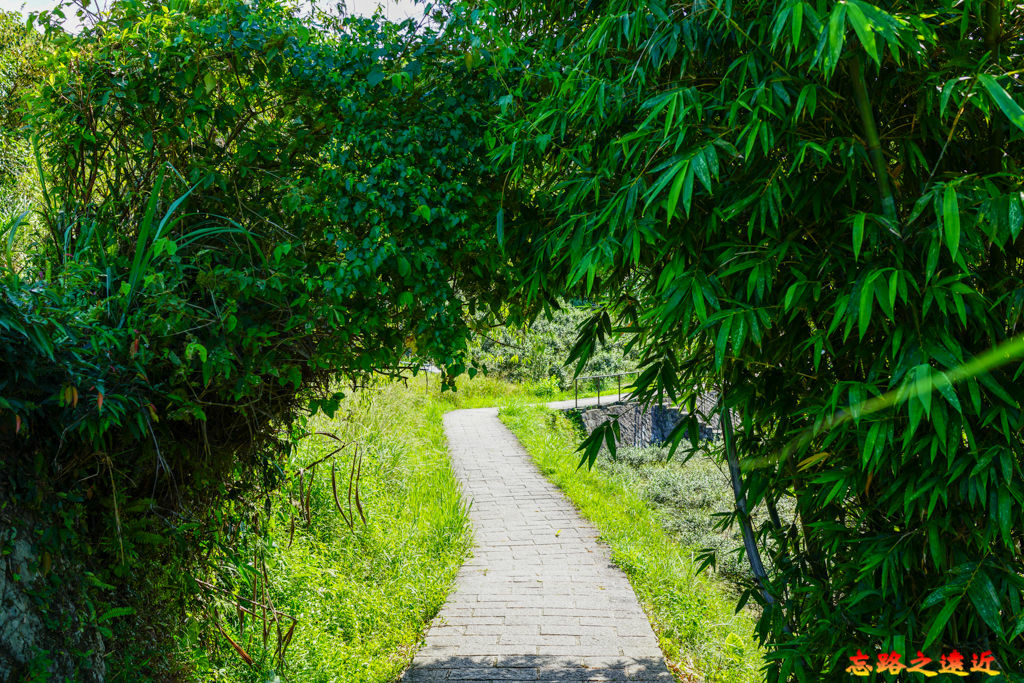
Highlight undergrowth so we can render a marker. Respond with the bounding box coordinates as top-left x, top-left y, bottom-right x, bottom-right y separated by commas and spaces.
177, 380, 470, 682
599, 443, 796, 587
